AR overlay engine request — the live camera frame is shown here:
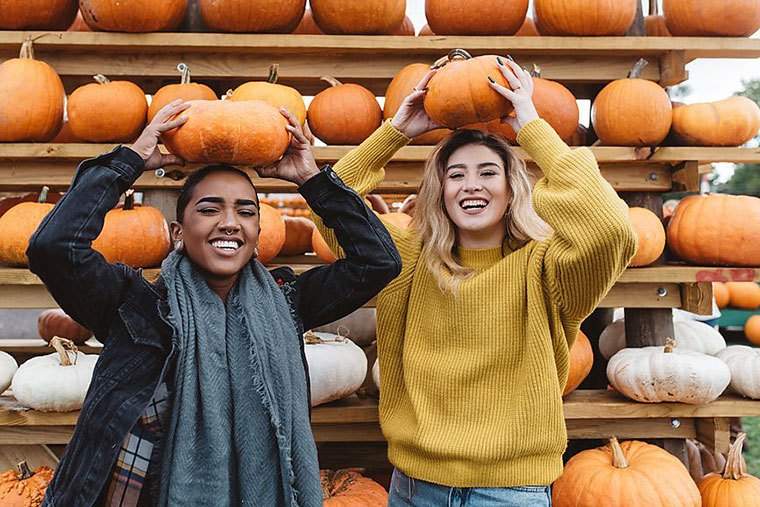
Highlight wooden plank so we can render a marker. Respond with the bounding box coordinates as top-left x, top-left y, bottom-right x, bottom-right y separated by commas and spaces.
680, 282, 713, 315
566, 418, 694, 439
601, 283, 682, 309
0, 427, 75, 445
0, 339, 103, 355
0, 445, 59, 470
619, 266, 760, 283
671, 161, 701, 193
696, 417, 732, 455
659, 50, 689, 87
